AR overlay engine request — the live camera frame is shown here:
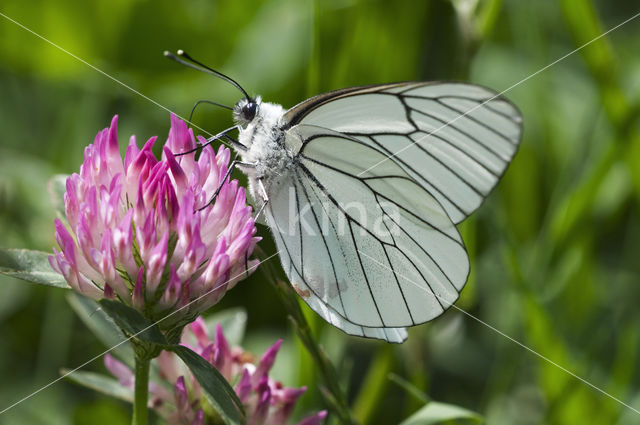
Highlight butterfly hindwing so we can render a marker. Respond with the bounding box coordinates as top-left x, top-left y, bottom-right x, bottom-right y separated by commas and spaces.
263, 157, 409, 343
263, 125, 469, 342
